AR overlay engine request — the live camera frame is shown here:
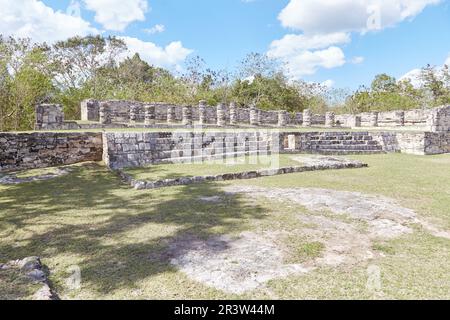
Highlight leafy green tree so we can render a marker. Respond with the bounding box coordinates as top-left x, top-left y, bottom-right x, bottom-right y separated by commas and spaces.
51, 35, 126, 119
0, 36, 54, 131
420, 64, 450, 106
